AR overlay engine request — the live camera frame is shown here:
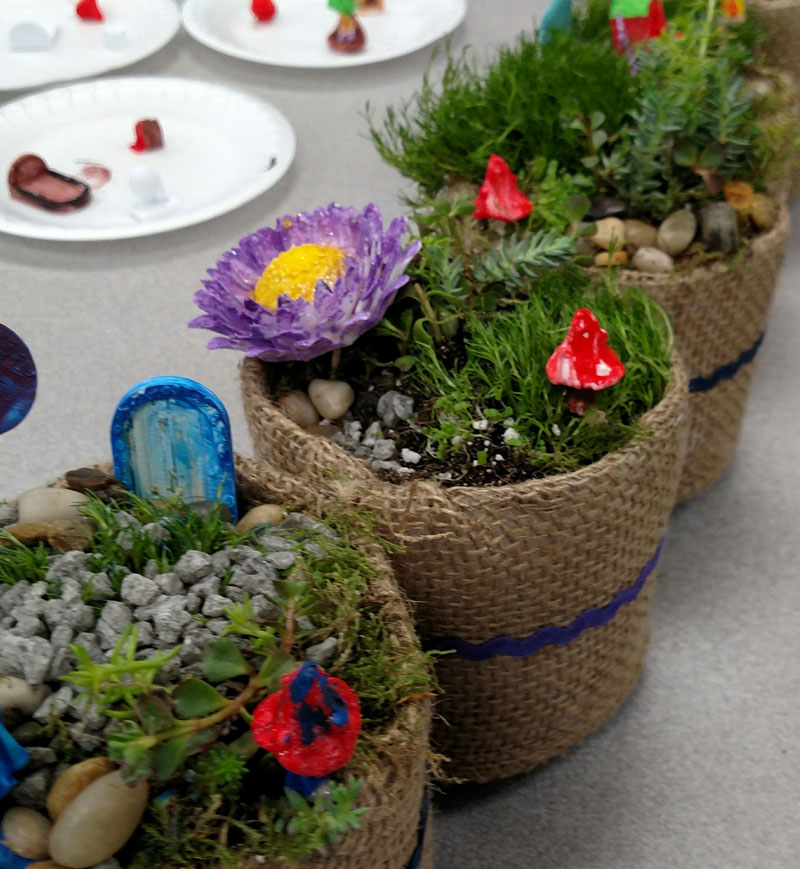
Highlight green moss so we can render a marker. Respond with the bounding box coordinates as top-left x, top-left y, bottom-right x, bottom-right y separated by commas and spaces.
412, 270, 673, 476
369, 30, 635, 197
